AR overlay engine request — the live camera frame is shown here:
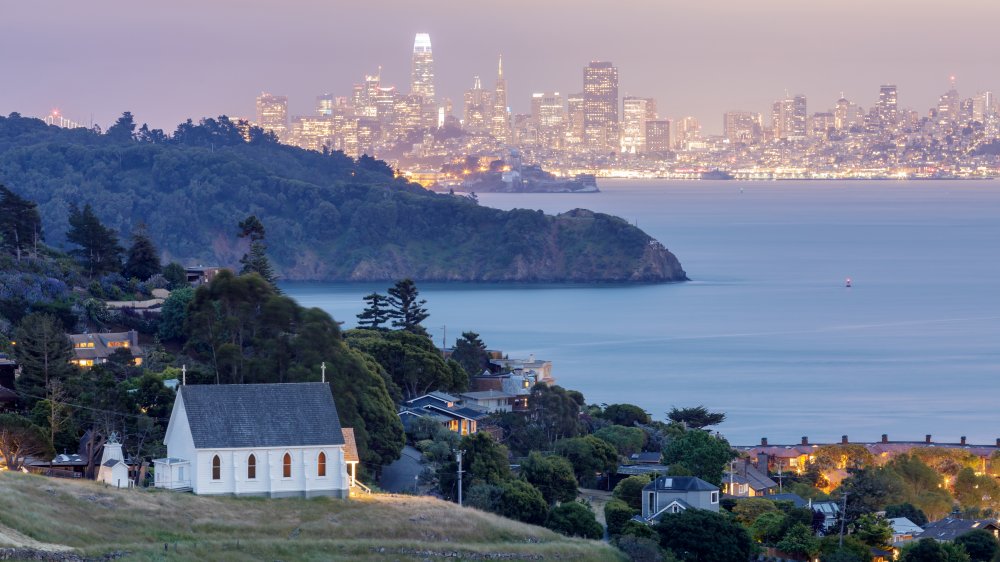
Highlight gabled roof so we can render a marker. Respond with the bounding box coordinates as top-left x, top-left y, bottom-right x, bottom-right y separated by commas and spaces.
920, 518, 1000, 542
647, 499, 693, 522
888, 517, 923, 535
725, 459, 777, 491
643, 476, 719, 493
102, 458, 126, 468
342, 428, 359, 463
180, 383, 345, 449
767, 493, 808, 508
